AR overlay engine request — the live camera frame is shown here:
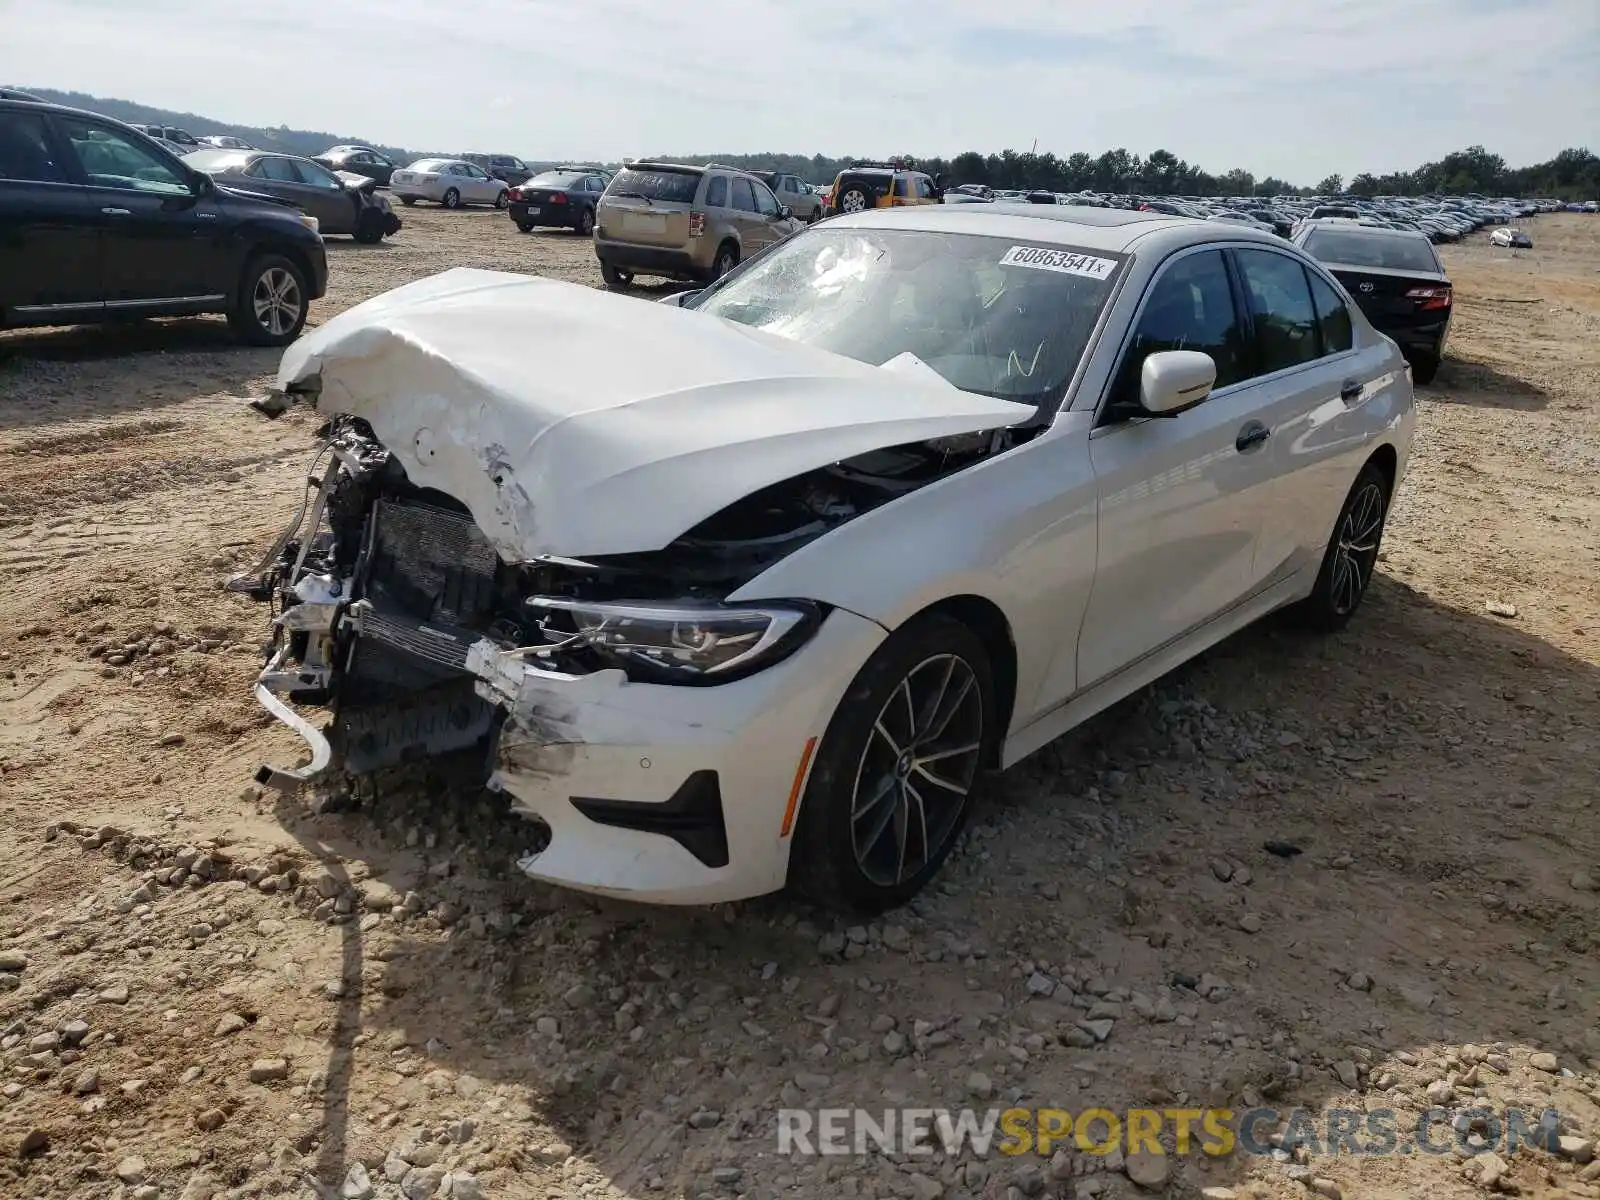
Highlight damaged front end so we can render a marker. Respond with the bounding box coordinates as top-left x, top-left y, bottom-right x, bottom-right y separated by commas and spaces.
237, 409, 1026, 794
